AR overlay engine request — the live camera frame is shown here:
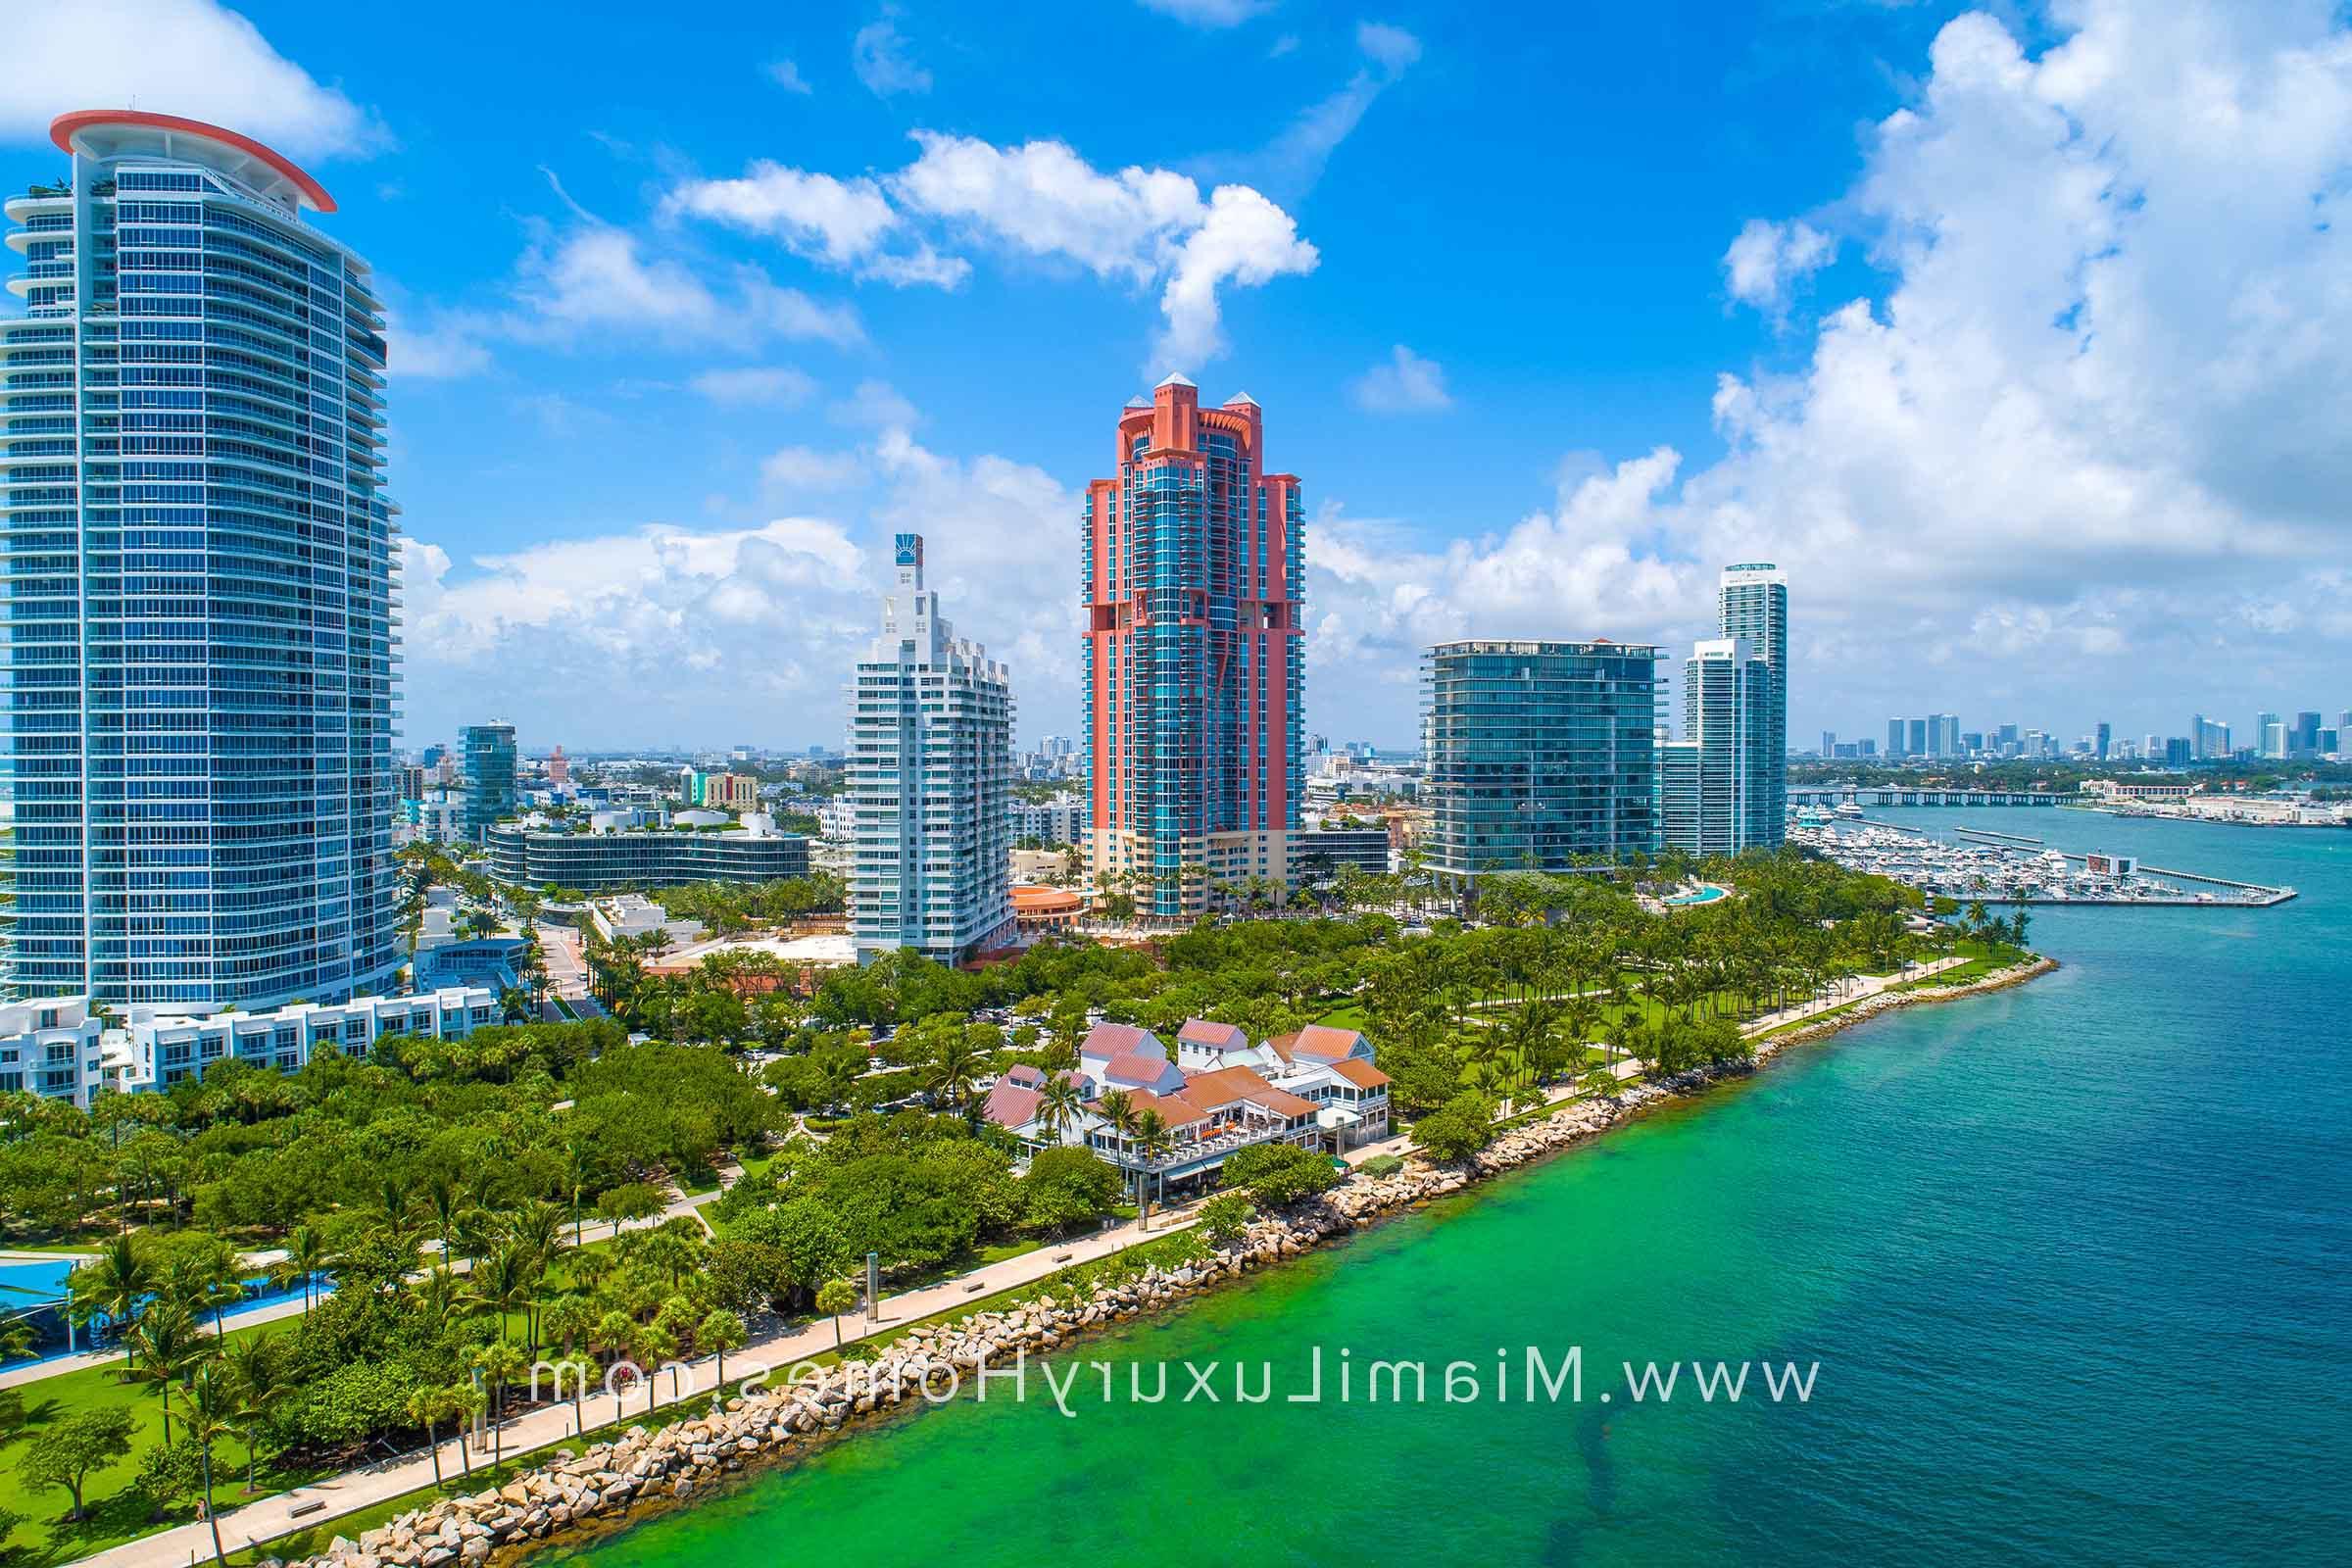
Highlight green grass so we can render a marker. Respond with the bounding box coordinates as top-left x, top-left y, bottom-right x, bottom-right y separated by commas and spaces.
0, 1317, 331, 1564
1311, 1003, 1368, 1032
219, 1248, 1150, 1566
